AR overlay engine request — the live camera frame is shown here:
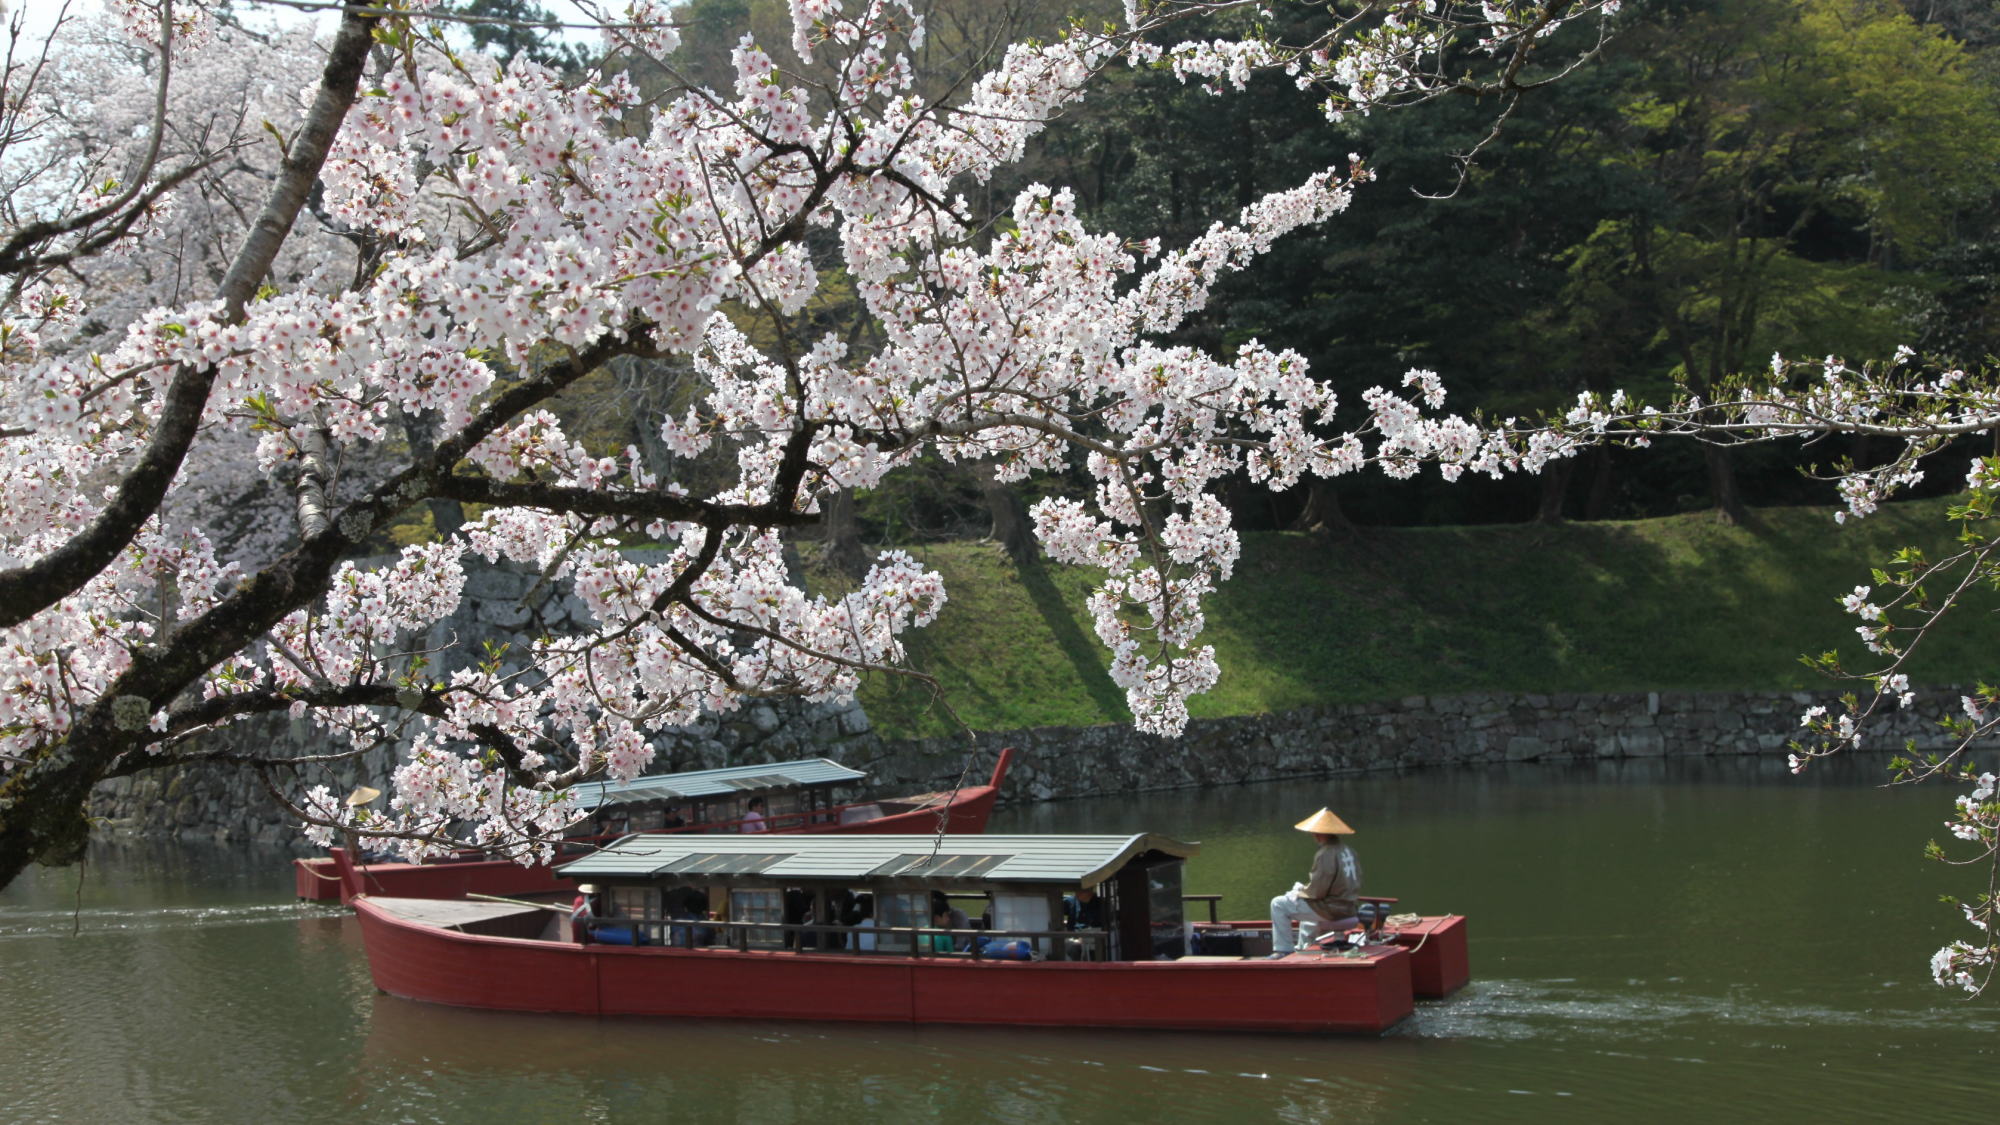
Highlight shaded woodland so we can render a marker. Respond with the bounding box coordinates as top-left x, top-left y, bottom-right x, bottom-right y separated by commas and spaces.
428, 0, 2000, 565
